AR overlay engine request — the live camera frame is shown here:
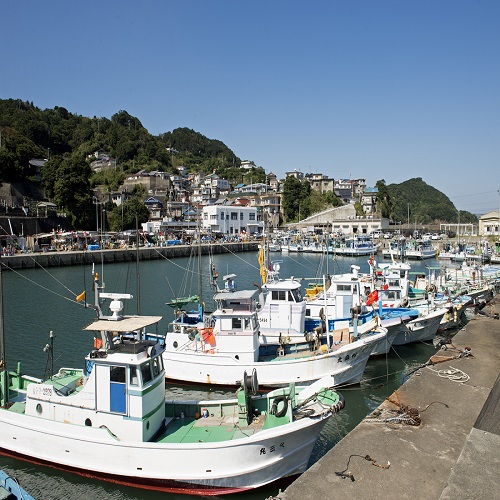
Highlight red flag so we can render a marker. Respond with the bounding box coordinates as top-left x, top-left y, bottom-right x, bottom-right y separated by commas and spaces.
366, 290, 379, 306
383, 283, 389, 290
